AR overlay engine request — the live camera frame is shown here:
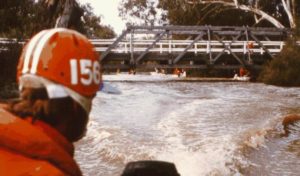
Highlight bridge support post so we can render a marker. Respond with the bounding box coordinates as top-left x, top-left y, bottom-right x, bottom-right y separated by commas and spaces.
207, 26, 213, 65
129, 29, 135, 65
